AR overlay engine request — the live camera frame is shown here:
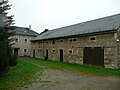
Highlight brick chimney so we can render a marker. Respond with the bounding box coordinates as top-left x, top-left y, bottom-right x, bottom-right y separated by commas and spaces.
28, 25, 31, 30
